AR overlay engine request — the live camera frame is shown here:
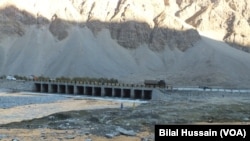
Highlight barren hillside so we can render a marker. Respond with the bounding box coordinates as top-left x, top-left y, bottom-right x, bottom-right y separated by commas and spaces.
0, 0, 250, 88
